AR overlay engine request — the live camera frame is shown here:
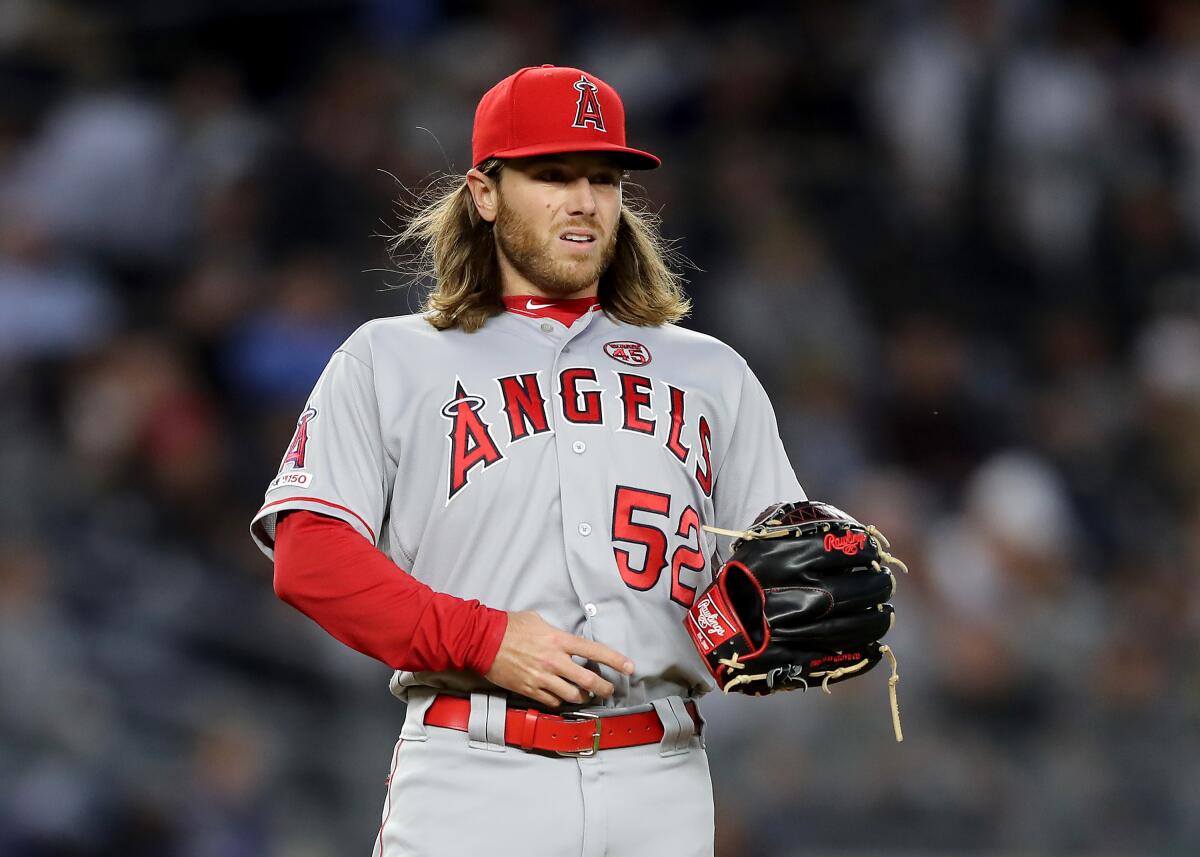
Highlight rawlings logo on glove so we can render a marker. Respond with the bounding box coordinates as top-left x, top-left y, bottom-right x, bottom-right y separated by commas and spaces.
685, 500, 908, 742
823, 531, 866, 555
691, 595, 736, 650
